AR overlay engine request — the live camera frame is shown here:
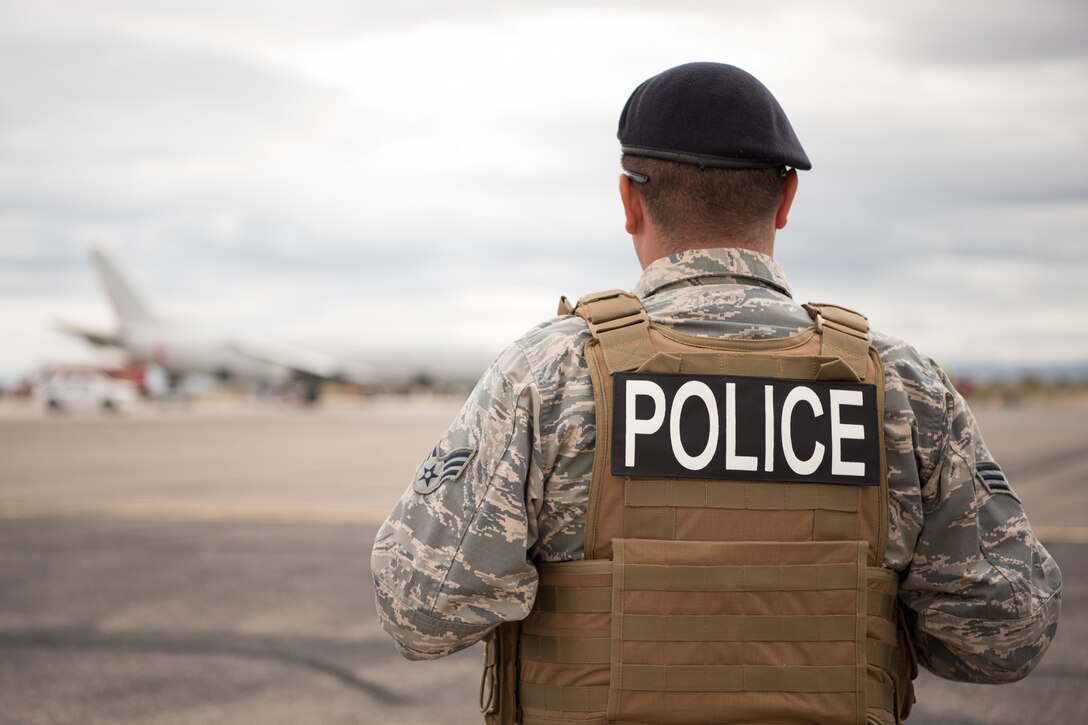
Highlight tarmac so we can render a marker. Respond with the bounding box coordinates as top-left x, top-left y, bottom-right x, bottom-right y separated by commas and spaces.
0, 396, 1085, 724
